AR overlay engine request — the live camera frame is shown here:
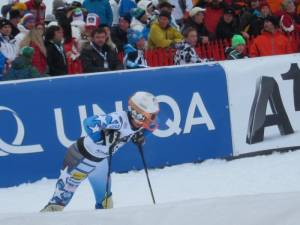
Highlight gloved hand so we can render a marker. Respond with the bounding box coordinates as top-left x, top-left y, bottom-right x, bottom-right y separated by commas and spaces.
132, 131, 145, 146
103, 130, 121, 151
